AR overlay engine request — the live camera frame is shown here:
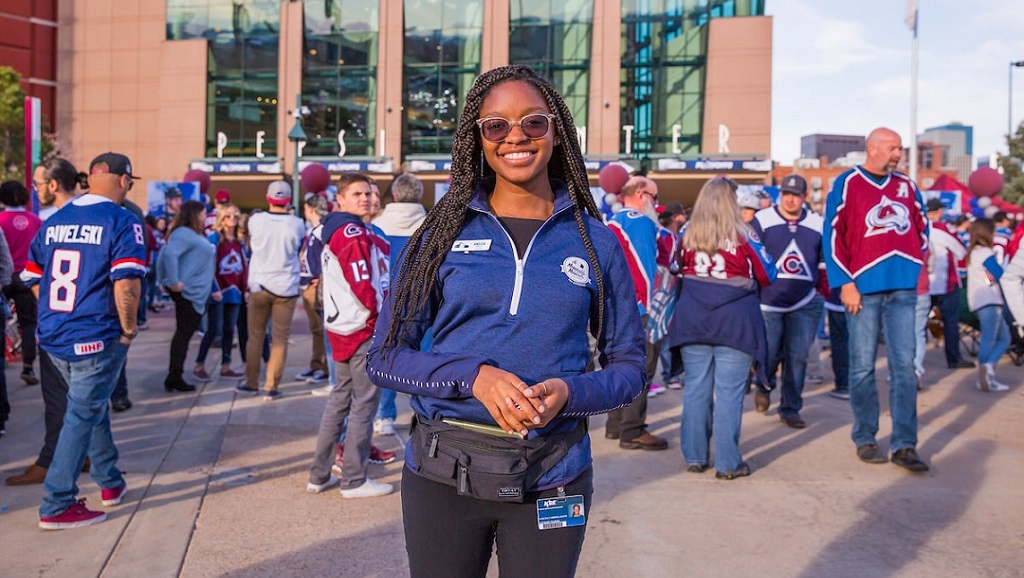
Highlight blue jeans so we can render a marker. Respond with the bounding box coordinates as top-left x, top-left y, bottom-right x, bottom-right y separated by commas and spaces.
40, 341, 129, 517
197, 301, 241, 366
846, 289, 918, 452
376, 388, 397, 421
914, 293, 931, 376
976, 305, 1010, 365
761, 294, 824, 418
933, 292, 965, 366
828, 309, 850, 390
681, 344, 753, 472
